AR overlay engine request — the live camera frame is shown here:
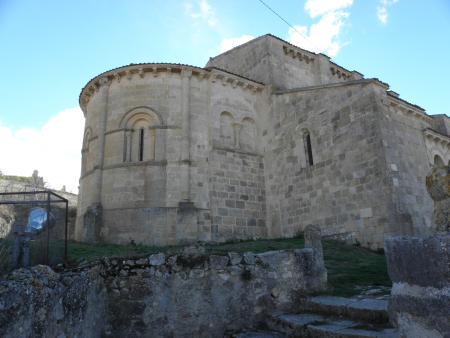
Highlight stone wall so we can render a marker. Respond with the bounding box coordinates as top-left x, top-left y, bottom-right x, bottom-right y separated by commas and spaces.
385, 235, 450, 338
206, 34, 362, 90
377, 93, 435, 237
264, 81, 392, 248
76, 63, 267, 246
209, 149, 266, 241
0, 243, 326, 337
76, 34, 449, 249
0, 265, 106, 338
